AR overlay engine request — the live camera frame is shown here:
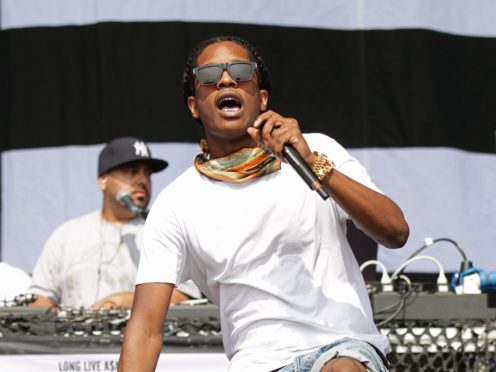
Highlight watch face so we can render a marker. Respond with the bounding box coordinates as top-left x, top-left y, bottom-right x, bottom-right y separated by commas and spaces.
311, 152, 335, 182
